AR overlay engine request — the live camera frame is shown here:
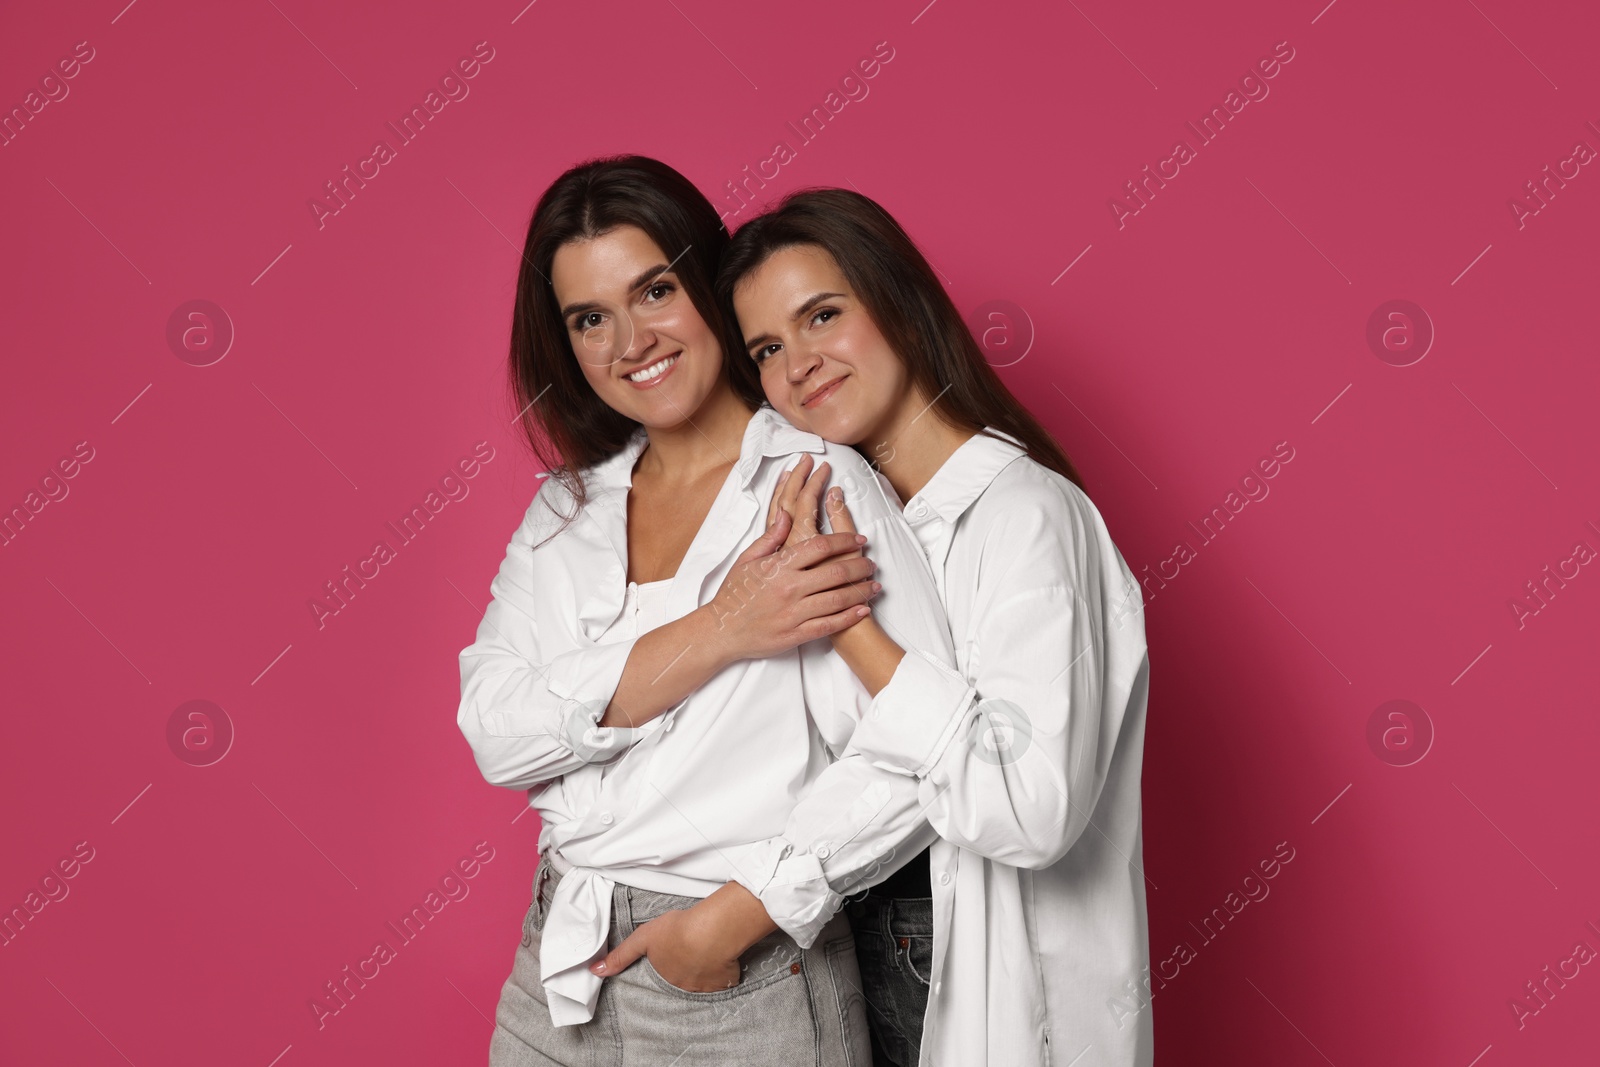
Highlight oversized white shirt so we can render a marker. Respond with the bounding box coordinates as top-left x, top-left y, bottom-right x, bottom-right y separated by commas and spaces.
735, 428, 1154, 1067
456, 404, 961, 1027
